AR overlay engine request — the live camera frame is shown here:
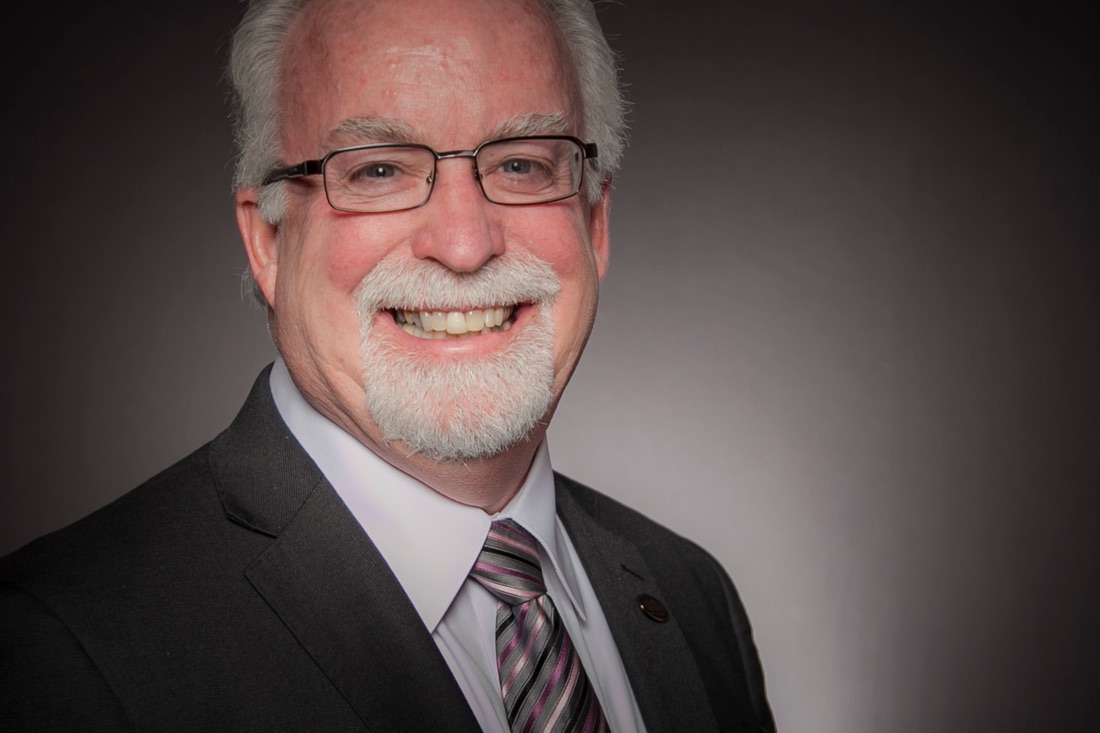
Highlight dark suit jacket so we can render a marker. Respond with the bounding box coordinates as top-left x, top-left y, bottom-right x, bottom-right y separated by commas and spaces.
0, 368, 773, 732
